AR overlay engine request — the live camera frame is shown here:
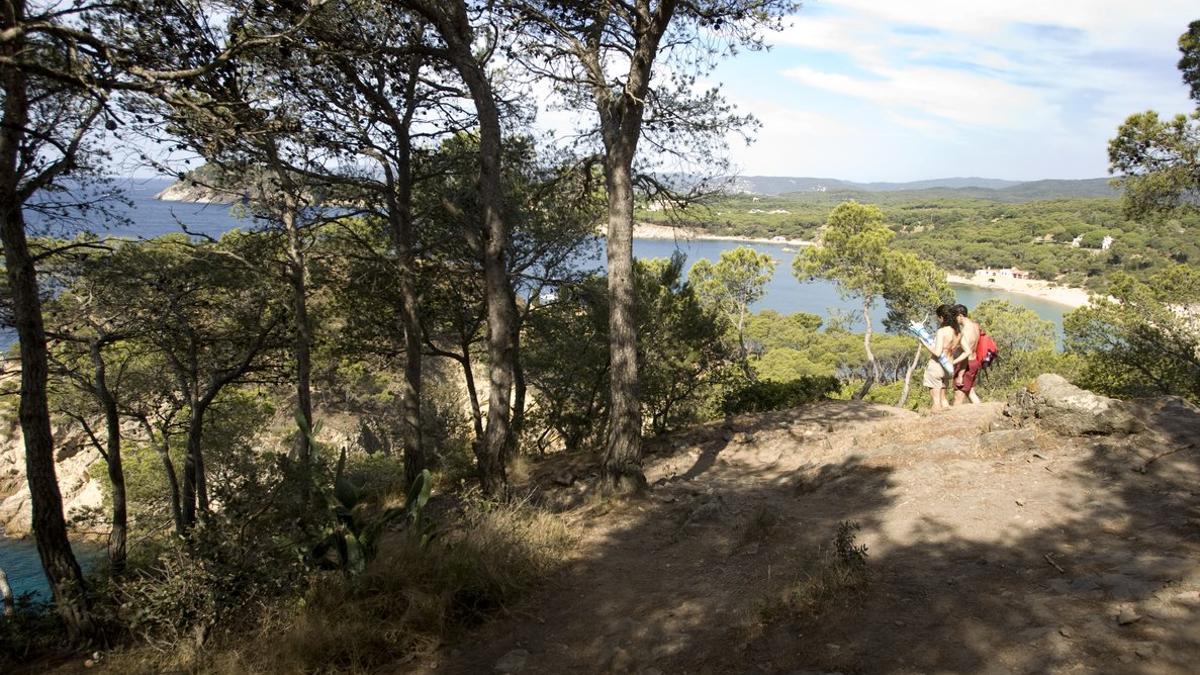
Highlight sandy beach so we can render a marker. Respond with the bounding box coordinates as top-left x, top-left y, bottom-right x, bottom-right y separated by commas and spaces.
597, 221, 813, 247
946, 273, 1090, 309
